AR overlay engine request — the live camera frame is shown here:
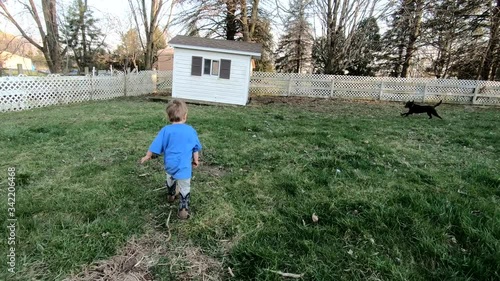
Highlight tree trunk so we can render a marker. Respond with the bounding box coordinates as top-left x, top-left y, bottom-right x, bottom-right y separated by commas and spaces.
479, 0, 500, 80
240, 0, 250, 41
42, 0, 62, 73
490, 44, 500, 80
249, 0, 260, 38
146, 0, 162, 69
296, 33, 302, 73
325, 0, 339, 74
392, 43, 404, 77
80, 0, 88, 68
226, 0, 238, 40
401, 0, 424, 78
